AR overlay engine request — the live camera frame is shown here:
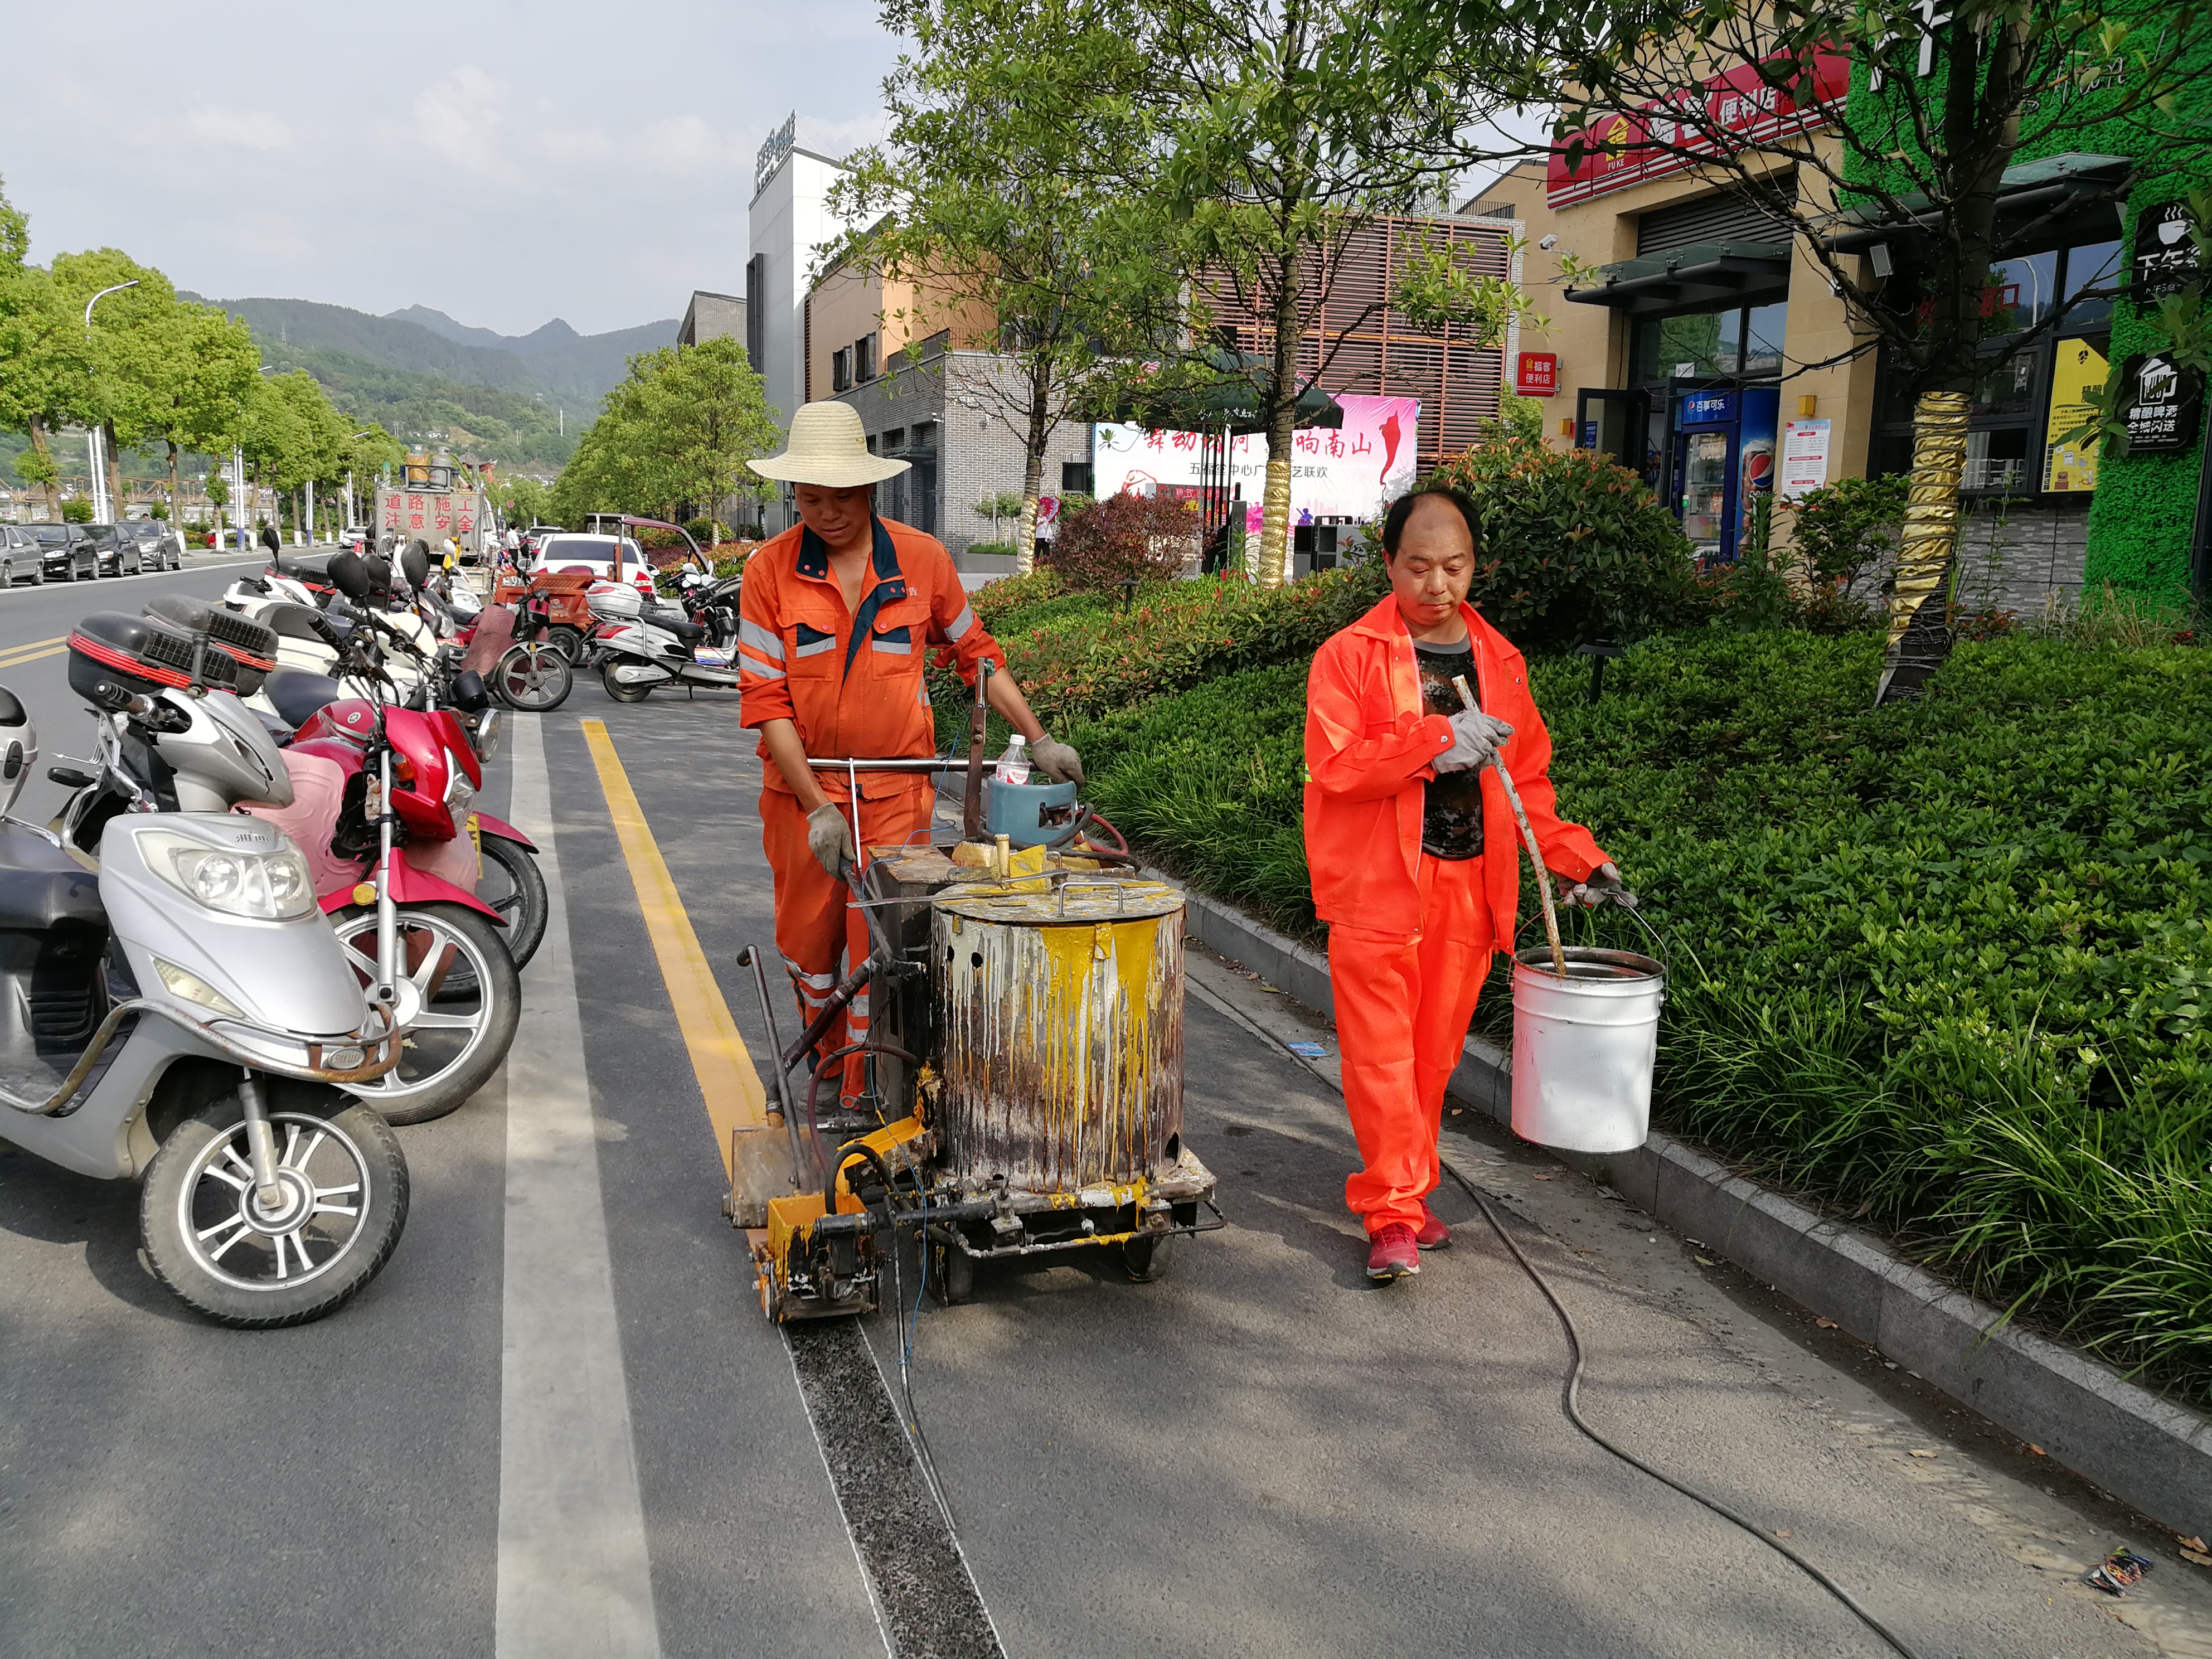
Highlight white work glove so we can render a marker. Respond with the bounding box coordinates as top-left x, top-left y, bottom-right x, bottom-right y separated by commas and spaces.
1435, 710, 1514, 773
1029, 734, 1085, 787
1562, 862, 1636, 909
807, 801, 856, 877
